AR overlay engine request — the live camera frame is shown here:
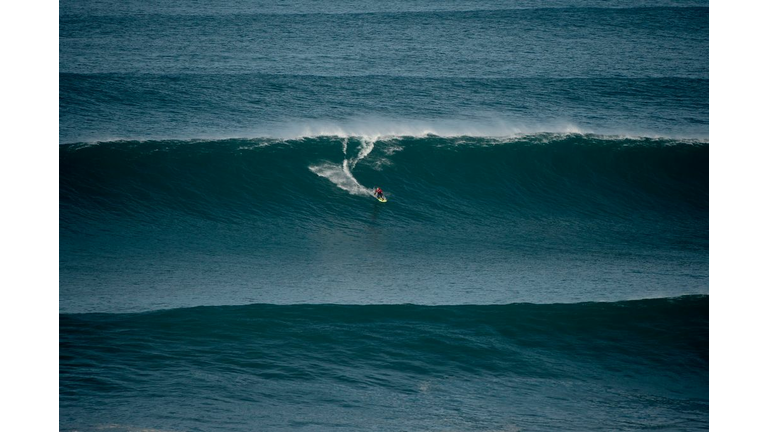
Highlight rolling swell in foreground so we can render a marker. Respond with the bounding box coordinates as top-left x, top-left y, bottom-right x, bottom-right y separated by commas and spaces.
60, 134, 708, 312
60, 296, 708, 431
